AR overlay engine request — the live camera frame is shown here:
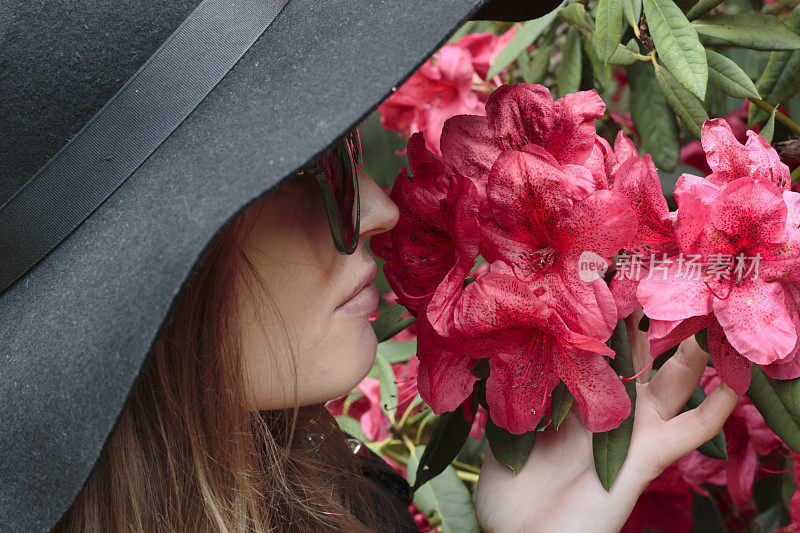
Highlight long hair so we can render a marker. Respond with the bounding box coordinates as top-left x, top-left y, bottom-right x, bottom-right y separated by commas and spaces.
53, 195, 382, 532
